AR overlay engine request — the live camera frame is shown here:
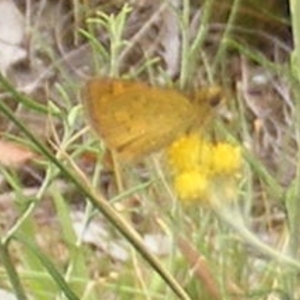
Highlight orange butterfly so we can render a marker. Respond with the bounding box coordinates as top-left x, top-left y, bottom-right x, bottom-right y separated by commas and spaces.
83, 78, 223, 163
